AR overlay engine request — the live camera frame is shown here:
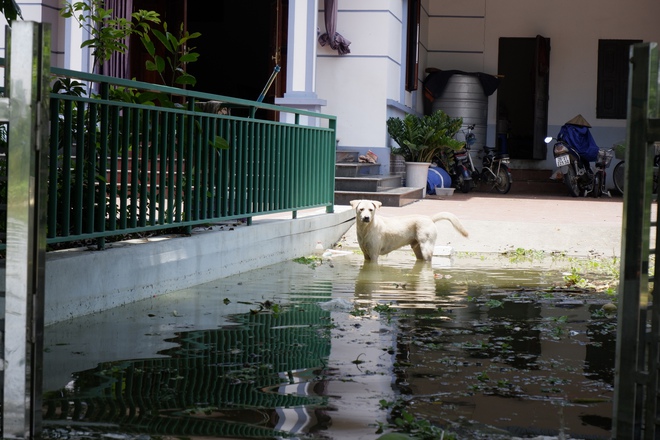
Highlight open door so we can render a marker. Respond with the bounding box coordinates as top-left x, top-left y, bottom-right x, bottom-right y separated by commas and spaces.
129, 0, 288, 120
532, 35, 550, 160
497, 35, 550, 160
